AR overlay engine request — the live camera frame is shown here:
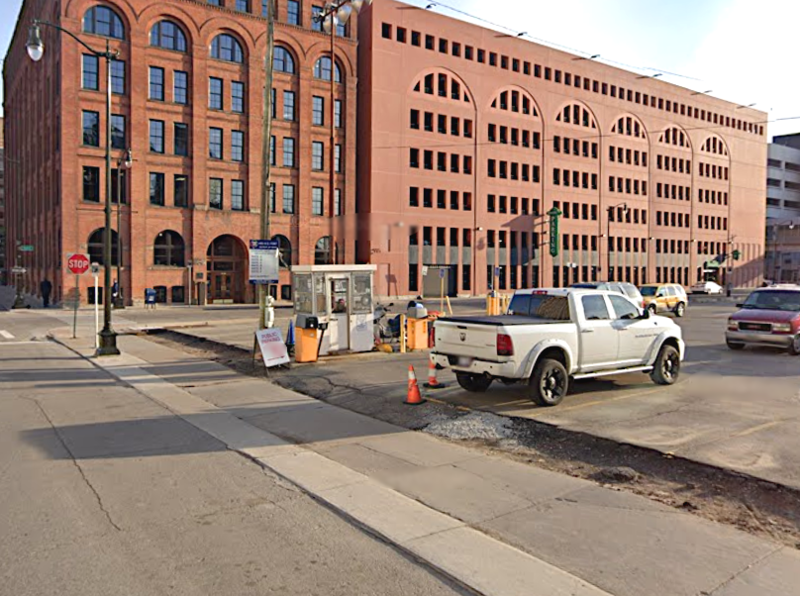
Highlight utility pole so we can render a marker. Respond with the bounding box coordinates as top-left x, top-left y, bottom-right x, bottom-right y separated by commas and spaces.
258, 0, 276, 331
